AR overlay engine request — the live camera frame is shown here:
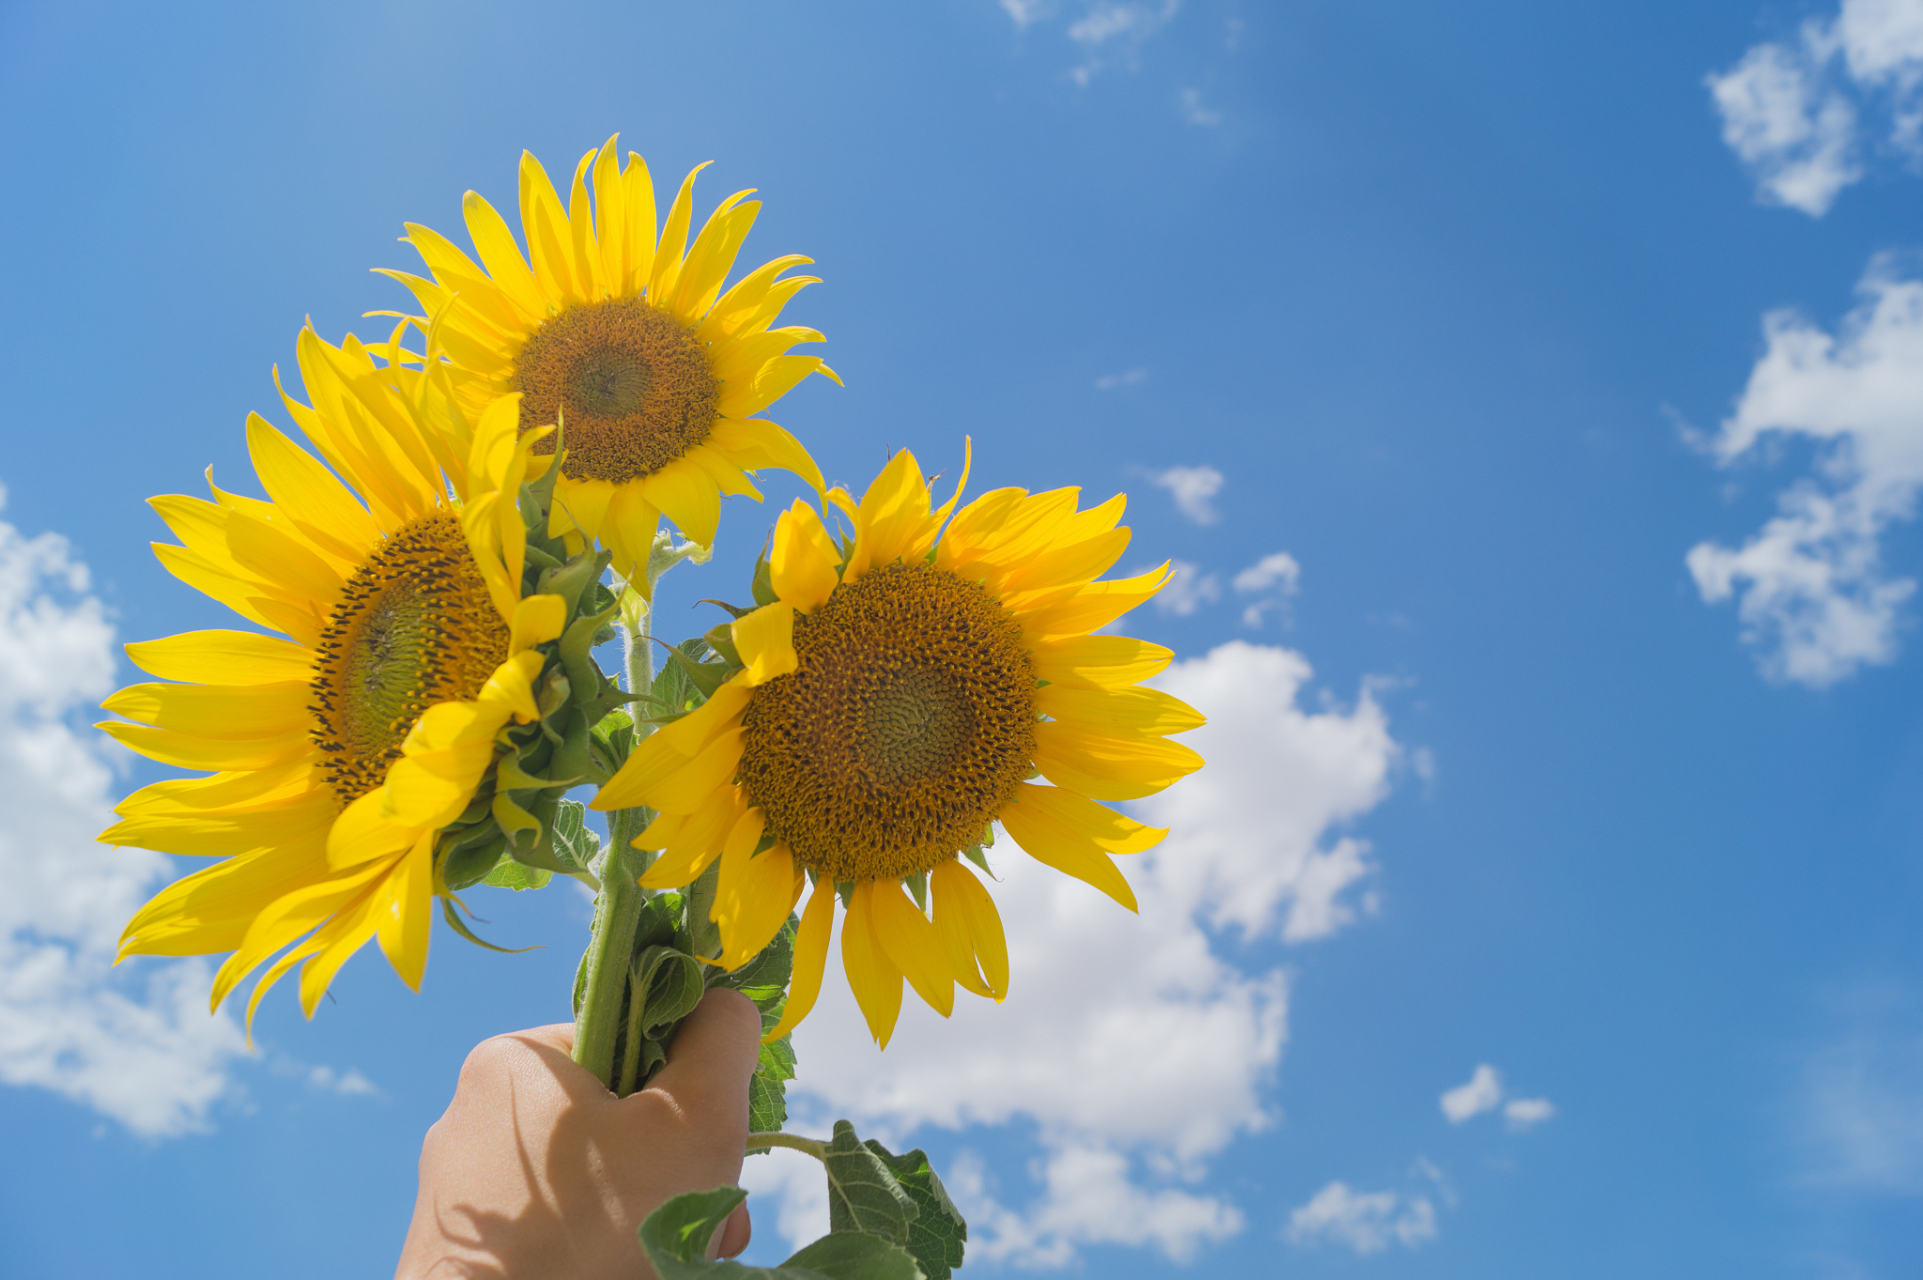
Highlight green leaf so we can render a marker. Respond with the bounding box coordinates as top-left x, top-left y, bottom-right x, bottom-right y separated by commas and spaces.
438, 896, 537, 954
549, 799, 601, 871
481, 858, 551, 891
862, 1142, 966, 1280
748, 1036, 796, 1139
638, 1189, 924, 1280
631, 945, 705, 1040
592, 707, 636, 772
824, 1121, 918, 1245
